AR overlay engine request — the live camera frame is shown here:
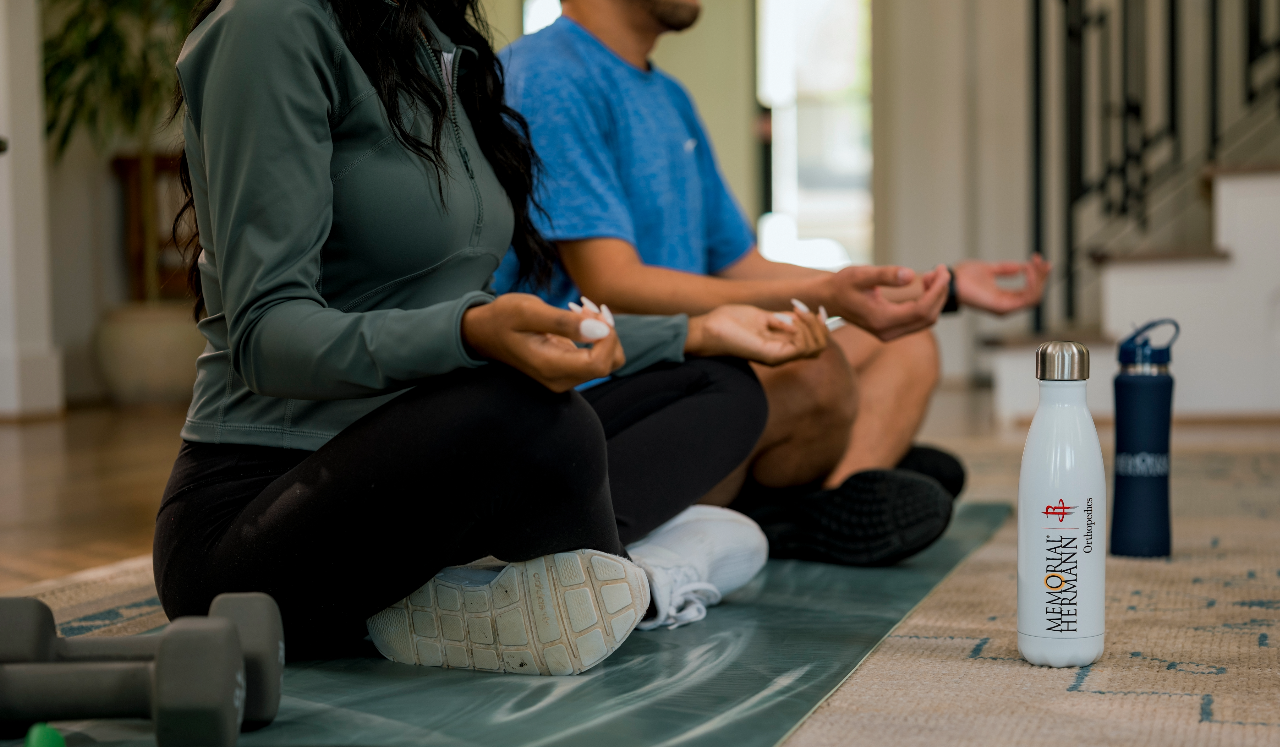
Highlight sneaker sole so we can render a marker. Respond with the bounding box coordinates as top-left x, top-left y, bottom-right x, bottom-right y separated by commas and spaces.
768, 470, 953, 567
367, 550, 649, 675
